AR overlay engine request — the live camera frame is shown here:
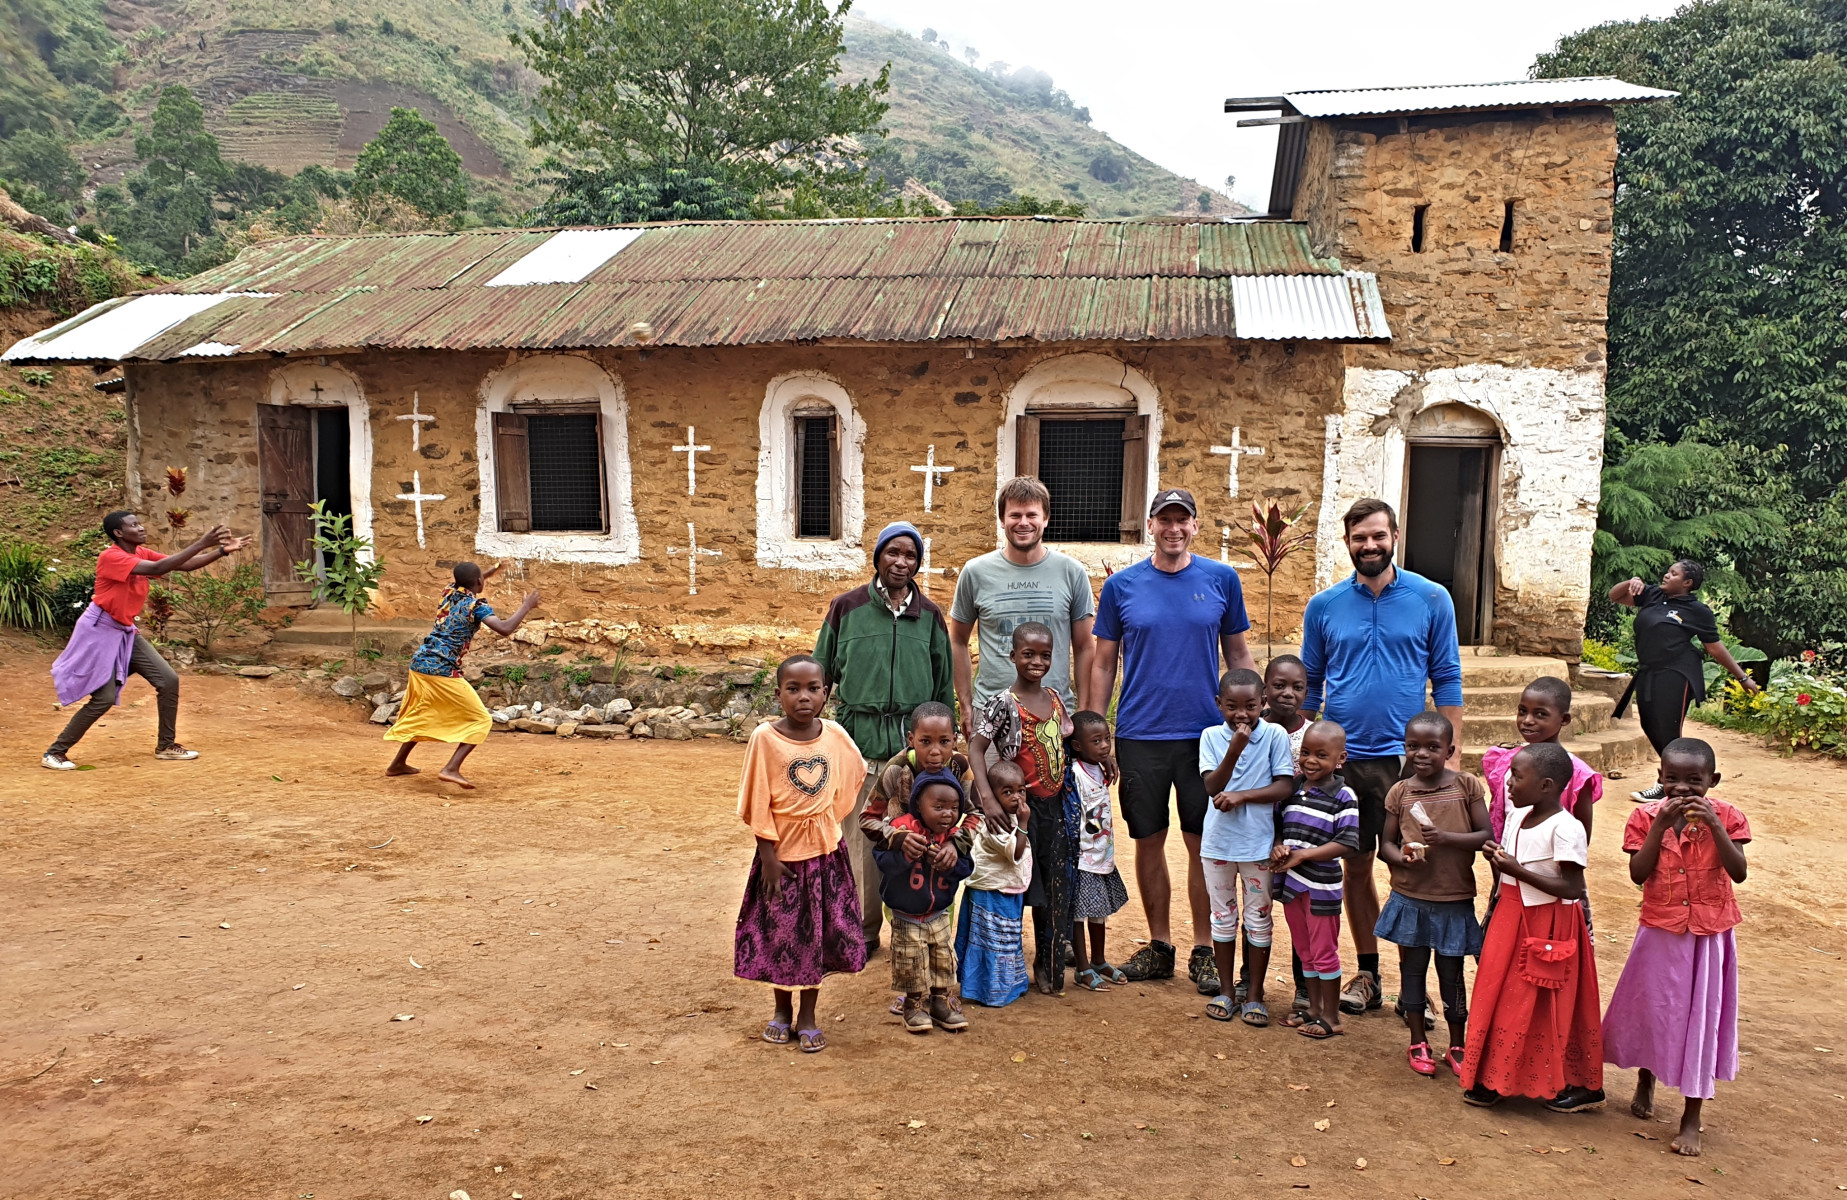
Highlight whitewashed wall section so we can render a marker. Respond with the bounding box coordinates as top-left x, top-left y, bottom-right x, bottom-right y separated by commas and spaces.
1315, 364, 1606, 639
